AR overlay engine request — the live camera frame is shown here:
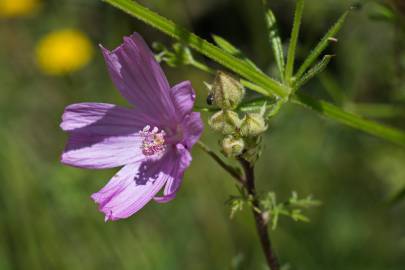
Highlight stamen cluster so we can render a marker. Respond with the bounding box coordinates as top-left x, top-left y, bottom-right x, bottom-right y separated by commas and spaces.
140, 125, 167, 157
